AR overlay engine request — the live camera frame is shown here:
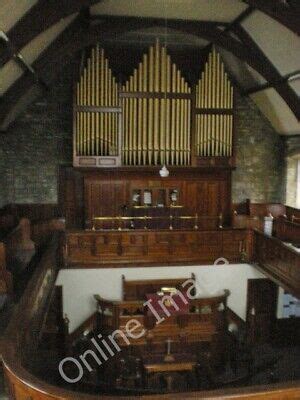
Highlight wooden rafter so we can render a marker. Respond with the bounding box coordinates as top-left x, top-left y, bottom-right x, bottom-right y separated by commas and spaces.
245, 70, 300, 95
1, 14, 300, 130
0, 0, 102, 68
243, 0, 300, 36
232, 24, 300, 119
